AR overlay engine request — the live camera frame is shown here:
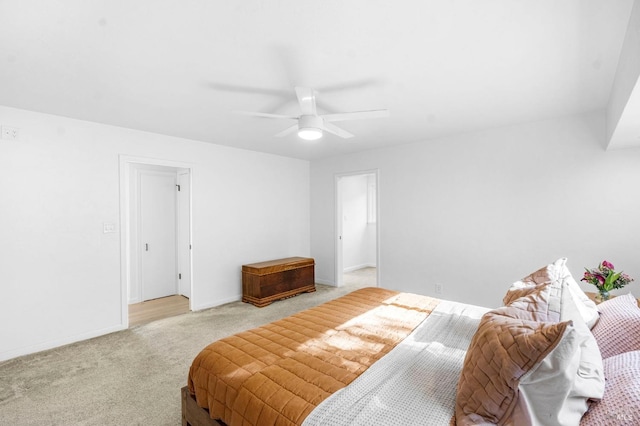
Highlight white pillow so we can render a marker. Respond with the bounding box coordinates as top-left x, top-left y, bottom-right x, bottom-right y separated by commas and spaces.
548, 257, 600, 329
512, 285, 605, 425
